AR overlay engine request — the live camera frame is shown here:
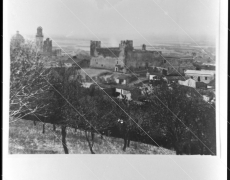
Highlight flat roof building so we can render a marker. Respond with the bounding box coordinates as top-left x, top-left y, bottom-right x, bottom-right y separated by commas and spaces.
184, 70, 215, 84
